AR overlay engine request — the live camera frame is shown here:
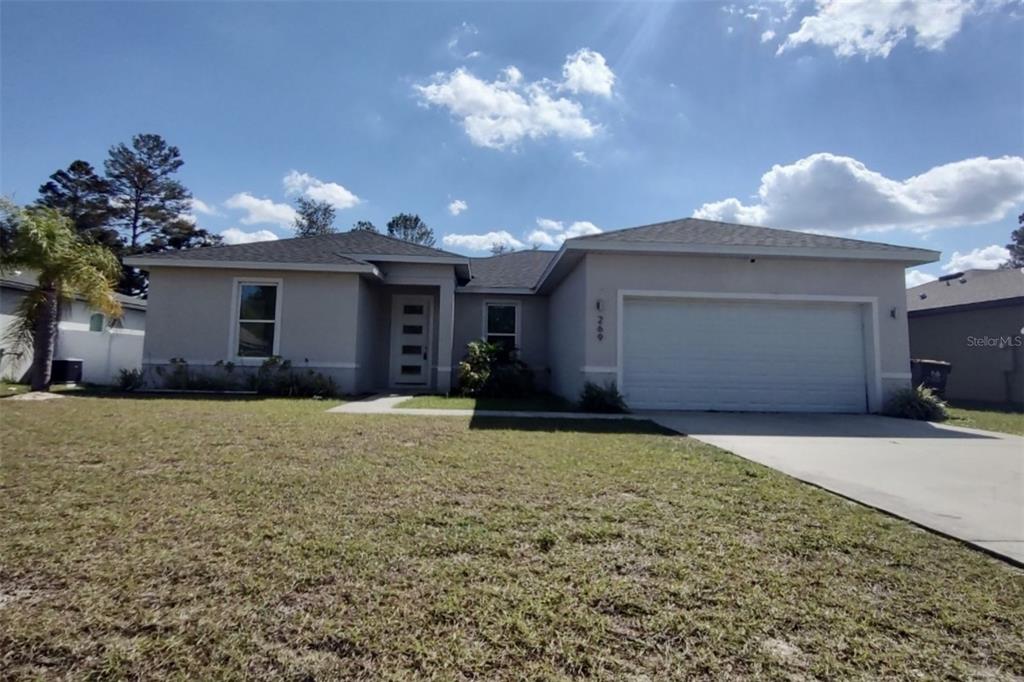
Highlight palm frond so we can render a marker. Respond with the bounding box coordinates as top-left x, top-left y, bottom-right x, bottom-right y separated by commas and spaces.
2, 288, 45, 356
